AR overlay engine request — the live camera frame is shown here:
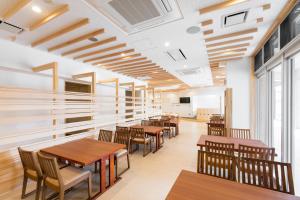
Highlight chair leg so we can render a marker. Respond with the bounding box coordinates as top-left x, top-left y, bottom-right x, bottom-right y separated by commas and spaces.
127, 153, 130, 169
143, 143, 146, 157
59, 191, 64, 200
197, 150, 200, 173
87, 176, 92, 199
94, 162, 98, 173
21, 175, 28, 199
41, 183, 47, 200
35, 178, 42, 200
115, 157, 118, 177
